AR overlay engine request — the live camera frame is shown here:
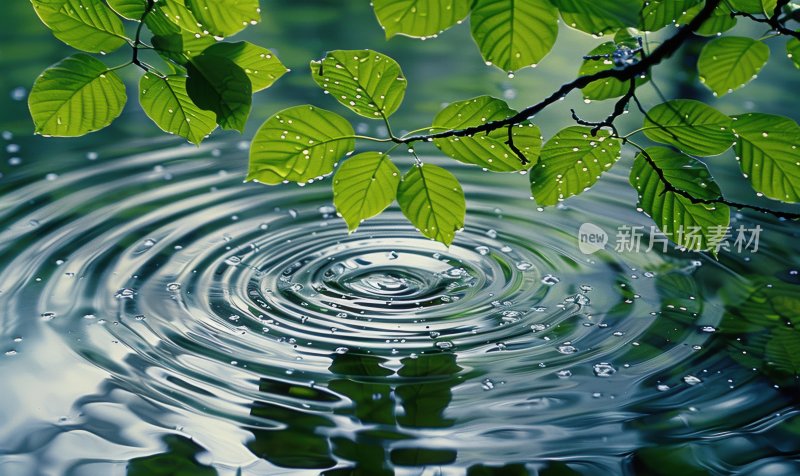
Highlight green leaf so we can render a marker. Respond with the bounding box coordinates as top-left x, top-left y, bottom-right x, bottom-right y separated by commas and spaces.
139, 73, 217, 145
310, 50, 406, 119
470, 0, 559, 72
643, 99, 734, 156
333, 152, 401, 231
432, 96, 541, 172
529, 126, 621, 206
630, 147, 730, 252
106, 0, 146, 20
732, 113, 800, 202
202, 42, 287, 92
248, 105, 355, 185
677, 3, 736, 36
762, 0, 778, 15
145, 0, 204, 36
767, 327, 800, 376
152, 31, 216, 65
397, 163, 465, 246
186, 54, 252, 132
729, 0, 766, 12
697, 37, 769, 96
371, 0, 470, 39
185, 0, 261, 37
788, 38, 800, 69
640, 0, 702, 31
31, 0, 127, 53
29, 54, 126, 137
579, 42, 649, 100
550, 0, 643, 36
